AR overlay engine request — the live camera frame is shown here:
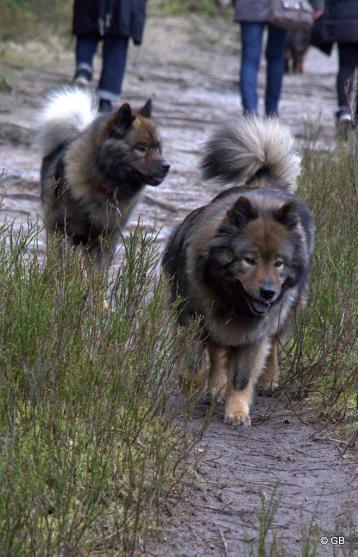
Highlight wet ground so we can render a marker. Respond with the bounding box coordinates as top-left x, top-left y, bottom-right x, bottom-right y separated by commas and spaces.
0, 14, 338, 249
0, 13, 356, 557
